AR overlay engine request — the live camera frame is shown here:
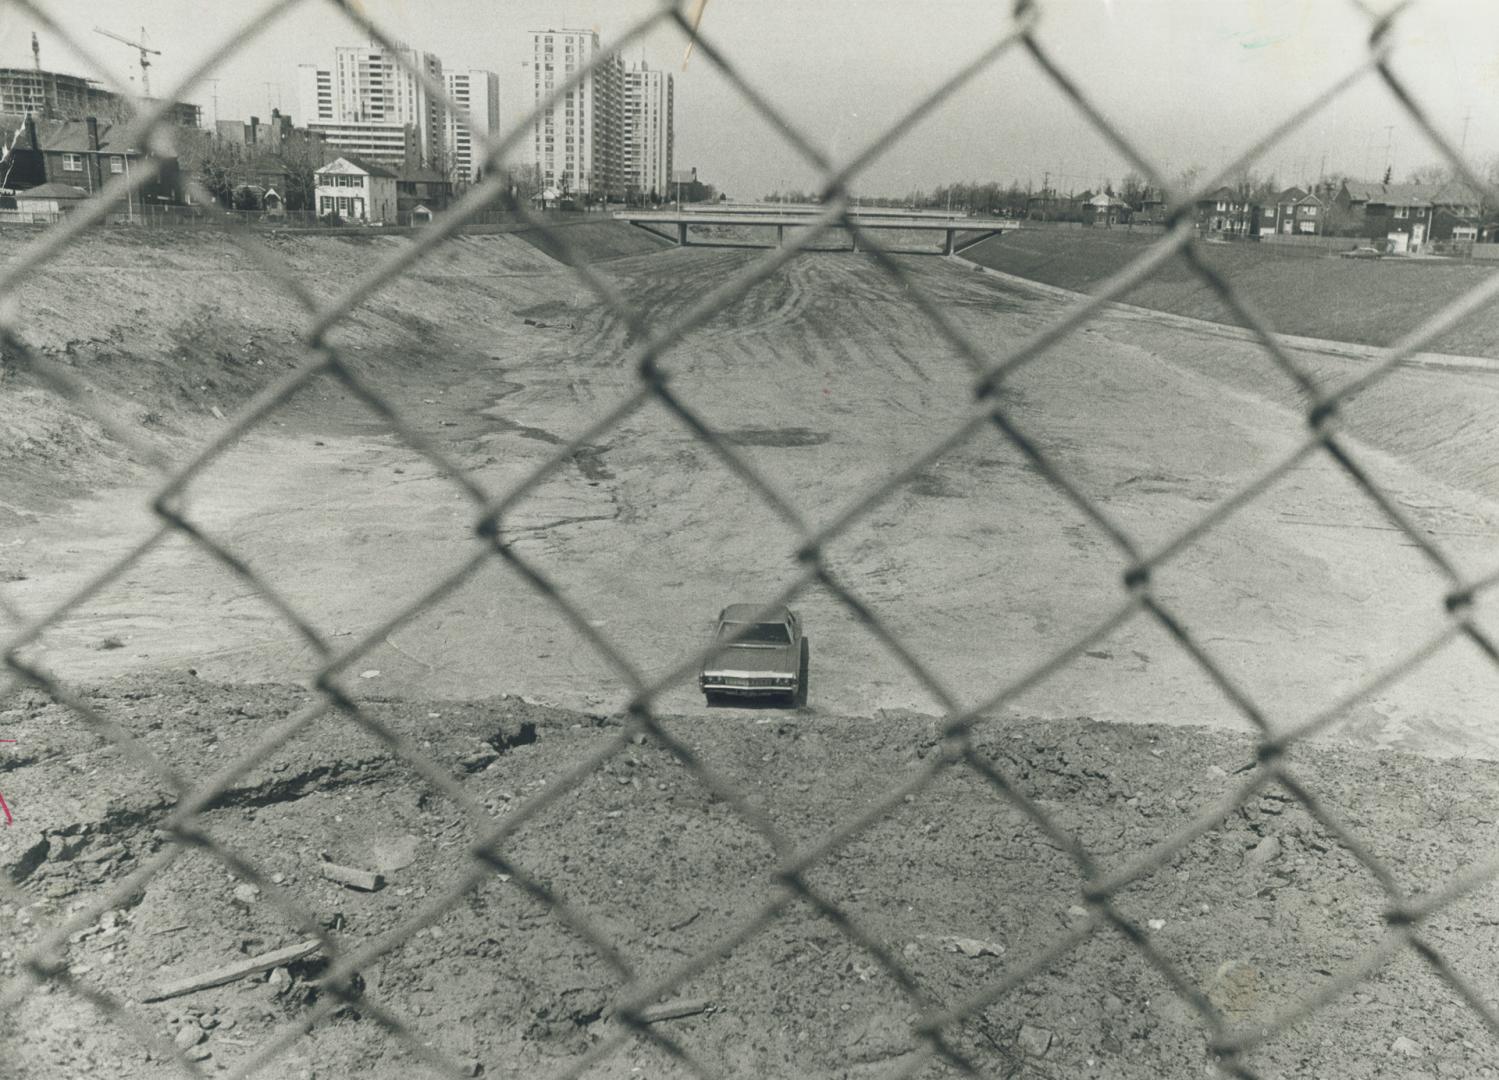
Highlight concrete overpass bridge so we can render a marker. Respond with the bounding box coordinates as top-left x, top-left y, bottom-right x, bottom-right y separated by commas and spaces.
675, 202, 973, 220
613, 208, 1019, 255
